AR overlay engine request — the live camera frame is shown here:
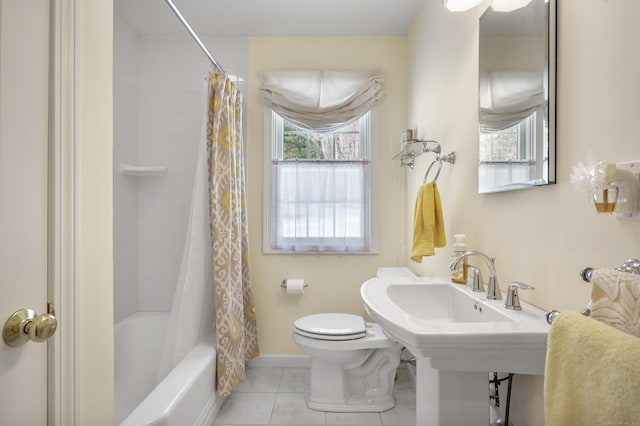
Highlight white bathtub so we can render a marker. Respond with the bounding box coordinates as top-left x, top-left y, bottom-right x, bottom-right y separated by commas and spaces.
115, 312, 222, 426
